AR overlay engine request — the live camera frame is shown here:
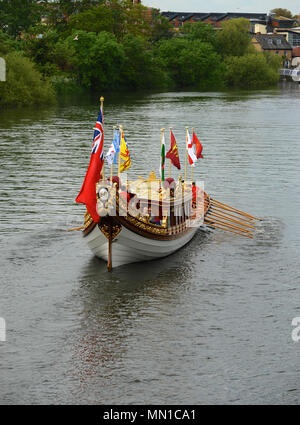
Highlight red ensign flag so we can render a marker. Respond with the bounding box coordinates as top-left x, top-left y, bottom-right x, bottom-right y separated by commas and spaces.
75, 109, 104, 223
